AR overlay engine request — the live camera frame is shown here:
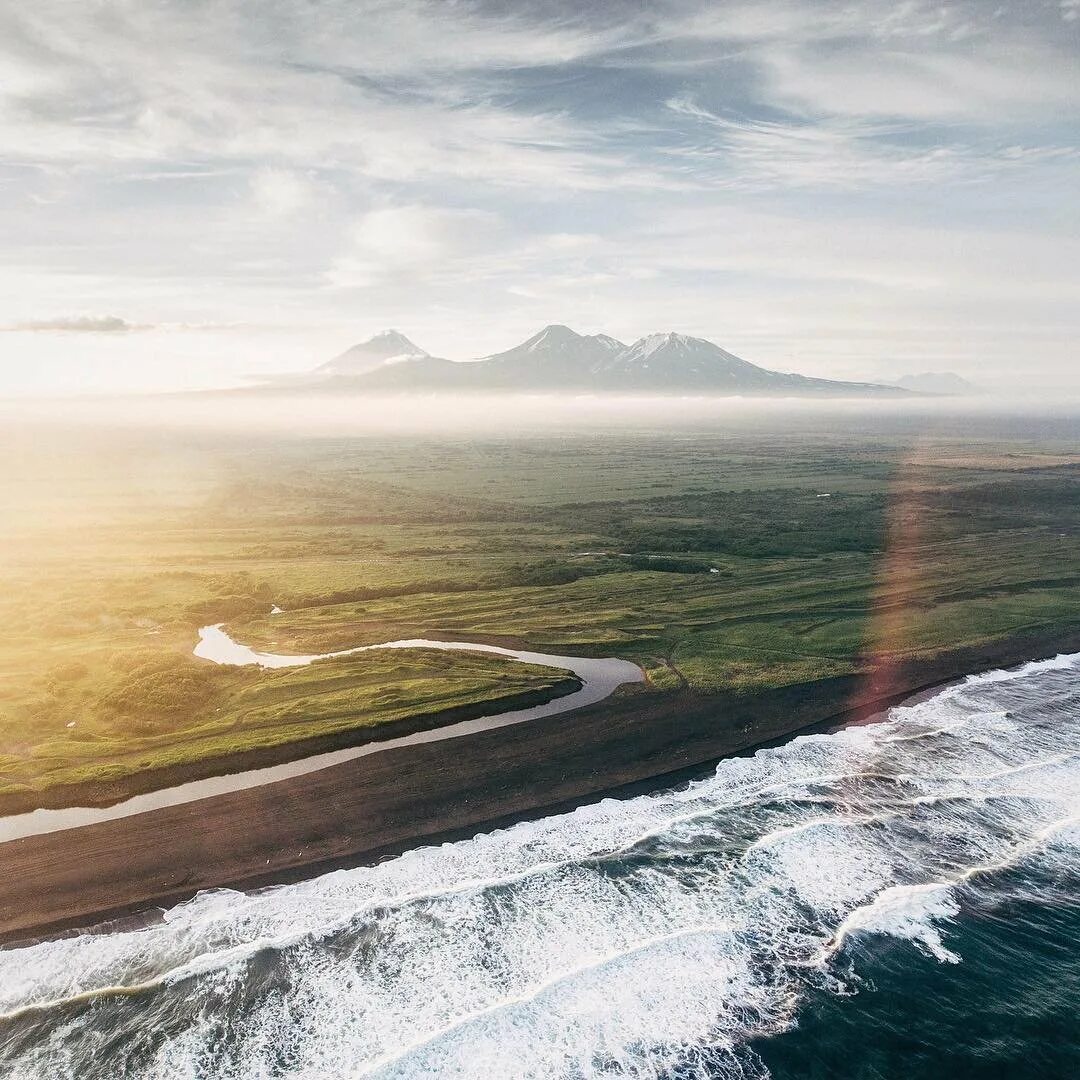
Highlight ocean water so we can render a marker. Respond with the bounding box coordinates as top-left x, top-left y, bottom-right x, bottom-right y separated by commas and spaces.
1, 654, 1077, 1079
